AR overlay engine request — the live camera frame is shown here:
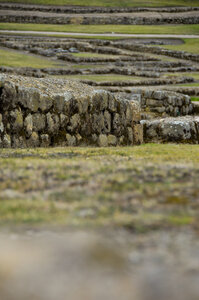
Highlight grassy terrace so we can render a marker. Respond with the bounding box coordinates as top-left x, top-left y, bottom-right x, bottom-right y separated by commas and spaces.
0, 144, 199, 229
0, 48, 63, 68
163, 39, 199, 54
73, 52, 119, 58
0, 23, 199, 35
0, 0, 198, 7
